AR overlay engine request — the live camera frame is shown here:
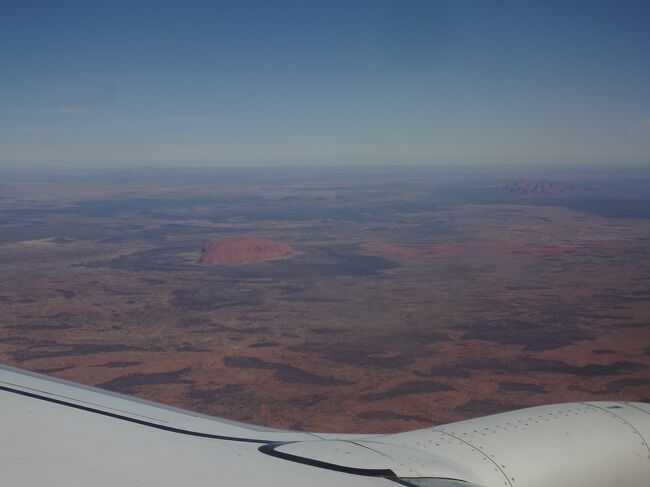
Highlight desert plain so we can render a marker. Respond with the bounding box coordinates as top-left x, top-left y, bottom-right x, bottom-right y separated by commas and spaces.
0, 165, 648, 433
